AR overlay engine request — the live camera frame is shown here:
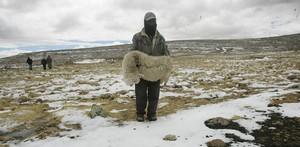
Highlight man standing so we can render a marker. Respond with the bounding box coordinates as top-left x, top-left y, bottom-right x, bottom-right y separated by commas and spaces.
47, 55, 52, 69
131, 12, 170, 122
26, 57, 33, 70
41, 58, 47, 70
